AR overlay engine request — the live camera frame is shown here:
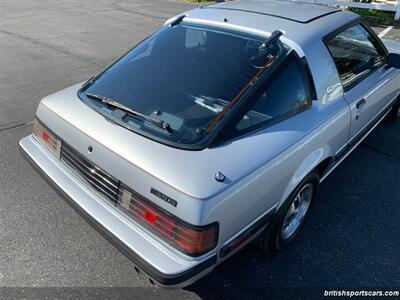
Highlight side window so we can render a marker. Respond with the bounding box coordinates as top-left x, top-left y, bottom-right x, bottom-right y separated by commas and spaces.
325, 23, 386, 90
235, 52, 311, 133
